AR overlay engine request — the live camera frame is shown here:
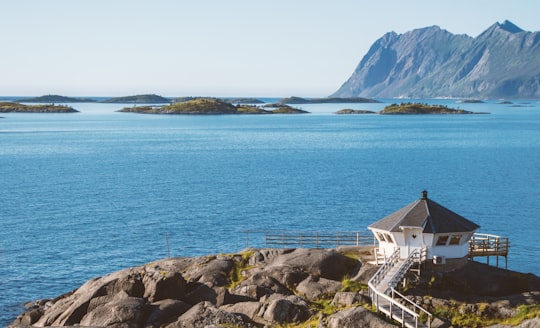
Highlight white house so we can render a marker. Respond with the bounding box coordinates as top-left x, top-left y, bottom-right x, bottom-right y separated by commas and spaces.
368, 191, 480, 263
